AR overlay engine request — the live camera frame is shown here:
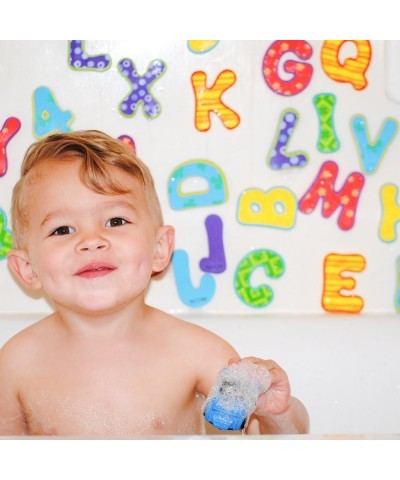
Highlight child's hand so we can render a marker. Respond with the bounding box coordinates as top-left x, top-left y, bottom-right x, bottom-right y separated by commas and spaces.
228, 356, 291, 417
